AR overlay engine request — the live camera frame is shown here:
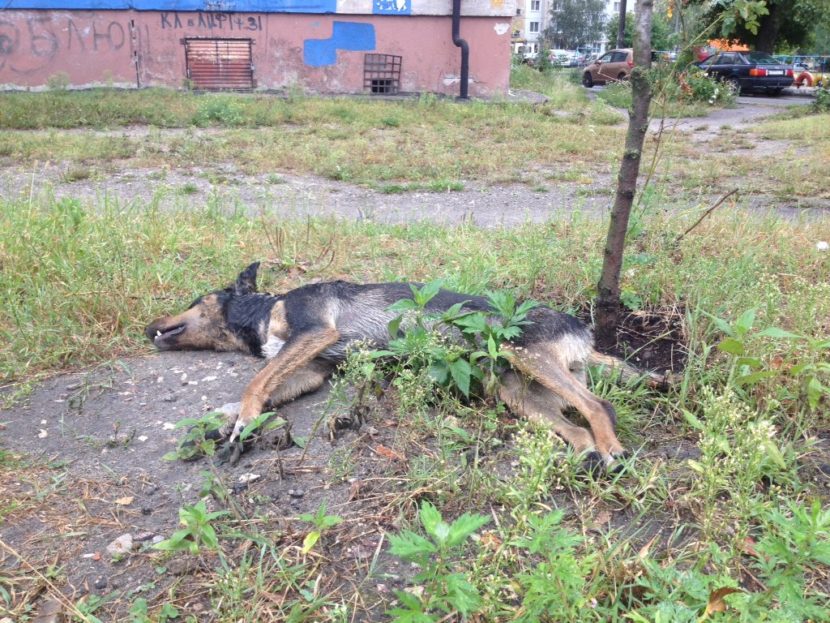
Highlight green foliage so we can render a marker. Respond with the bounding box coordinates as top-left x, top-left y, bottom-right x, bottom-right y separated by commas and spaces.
750, 499, 830, 619
163, 411, 226, 461
129, 598, 179, 623
383, 280, 538, 398
544, 0, 606, 49
192, 97, 246, 127
705, 308, 830, 411
298, 502, 343, 554
387, 501, 490, 621
605, 11, 675, 50
684, 387, 796, 536
153, 500, 228, 554
720, 0, 770, 37
813, 86, 830, 113
511, 511, 593, 621
671, 67, 737, 106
